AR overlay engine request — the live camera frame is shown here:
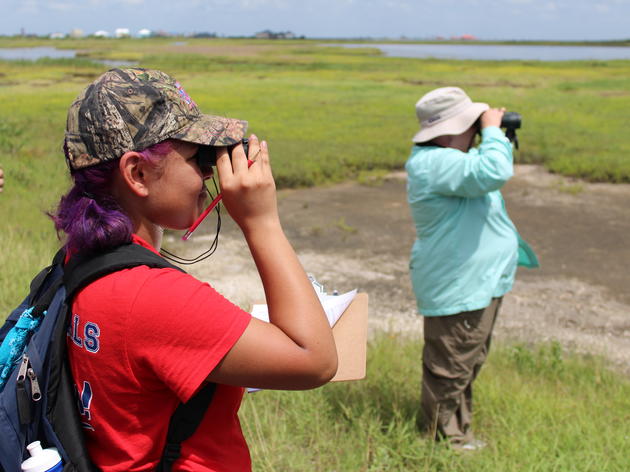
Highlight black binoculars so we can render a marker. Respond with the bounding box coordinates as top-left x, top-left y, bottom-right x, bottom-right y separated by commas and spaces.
195, 138, 249, 171
500, 112, 521, 149
501, 112, 521, 130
